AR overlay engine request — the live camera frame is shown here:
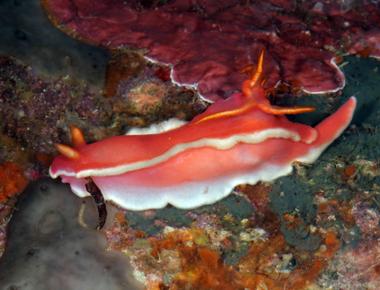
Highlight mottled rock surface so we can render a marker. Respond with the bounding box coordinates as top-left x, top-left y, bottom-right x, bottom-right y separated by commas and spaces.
0, 0, 108, 86
0, 179, 142, 290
